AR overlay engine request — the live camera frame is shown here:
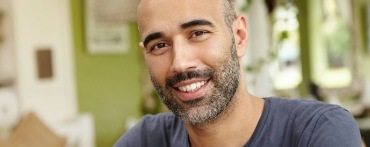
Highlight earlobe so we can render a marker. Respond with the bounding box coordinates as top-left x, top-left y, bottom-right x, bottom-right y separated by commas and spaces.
233, 15, 248, 58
